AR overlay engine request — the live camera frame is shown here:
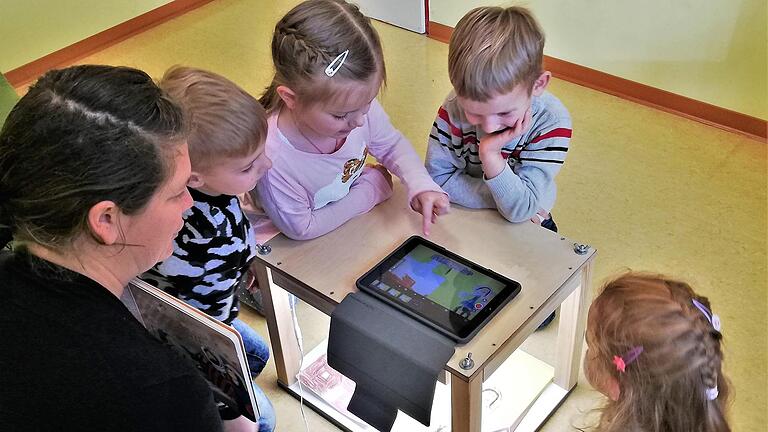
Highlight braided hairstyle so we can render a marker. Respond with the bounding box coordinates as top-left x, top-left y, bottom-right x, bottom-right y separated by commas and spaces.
259, 0, 386, 112
0, 65, 187, 250
584, 273, 731, 432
